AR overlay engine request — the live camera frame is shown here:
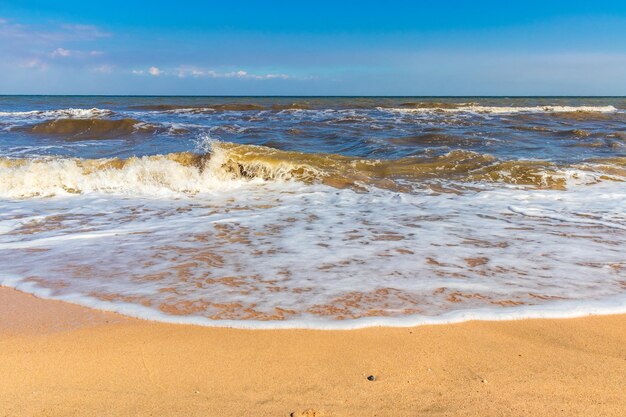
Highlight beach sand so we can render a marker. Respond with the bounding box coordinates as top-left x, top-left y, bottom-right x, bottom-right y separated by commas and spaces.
0, 286, 624, 417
